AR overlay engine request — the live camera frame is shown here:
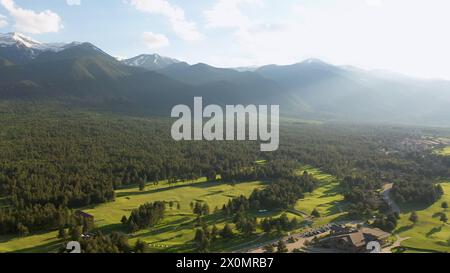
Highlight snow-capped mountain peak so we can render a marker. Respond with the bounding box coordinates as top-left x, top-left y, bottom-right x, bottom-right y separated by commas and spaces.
121, 54, 181, 71
0, 32, 79, 52
0, 32, 84, 64
0, 32, 41, 47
